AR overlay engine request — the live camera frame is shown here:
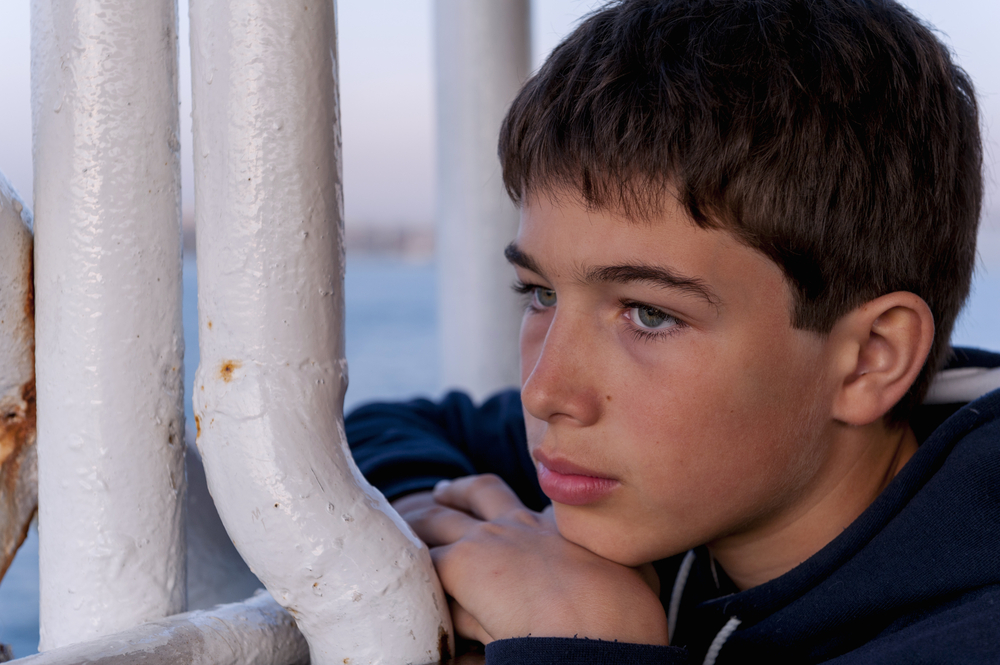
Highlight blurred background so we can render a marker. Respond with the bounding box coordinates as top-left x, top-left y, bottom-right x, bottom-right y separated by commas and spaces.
1, 0, 998, 657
